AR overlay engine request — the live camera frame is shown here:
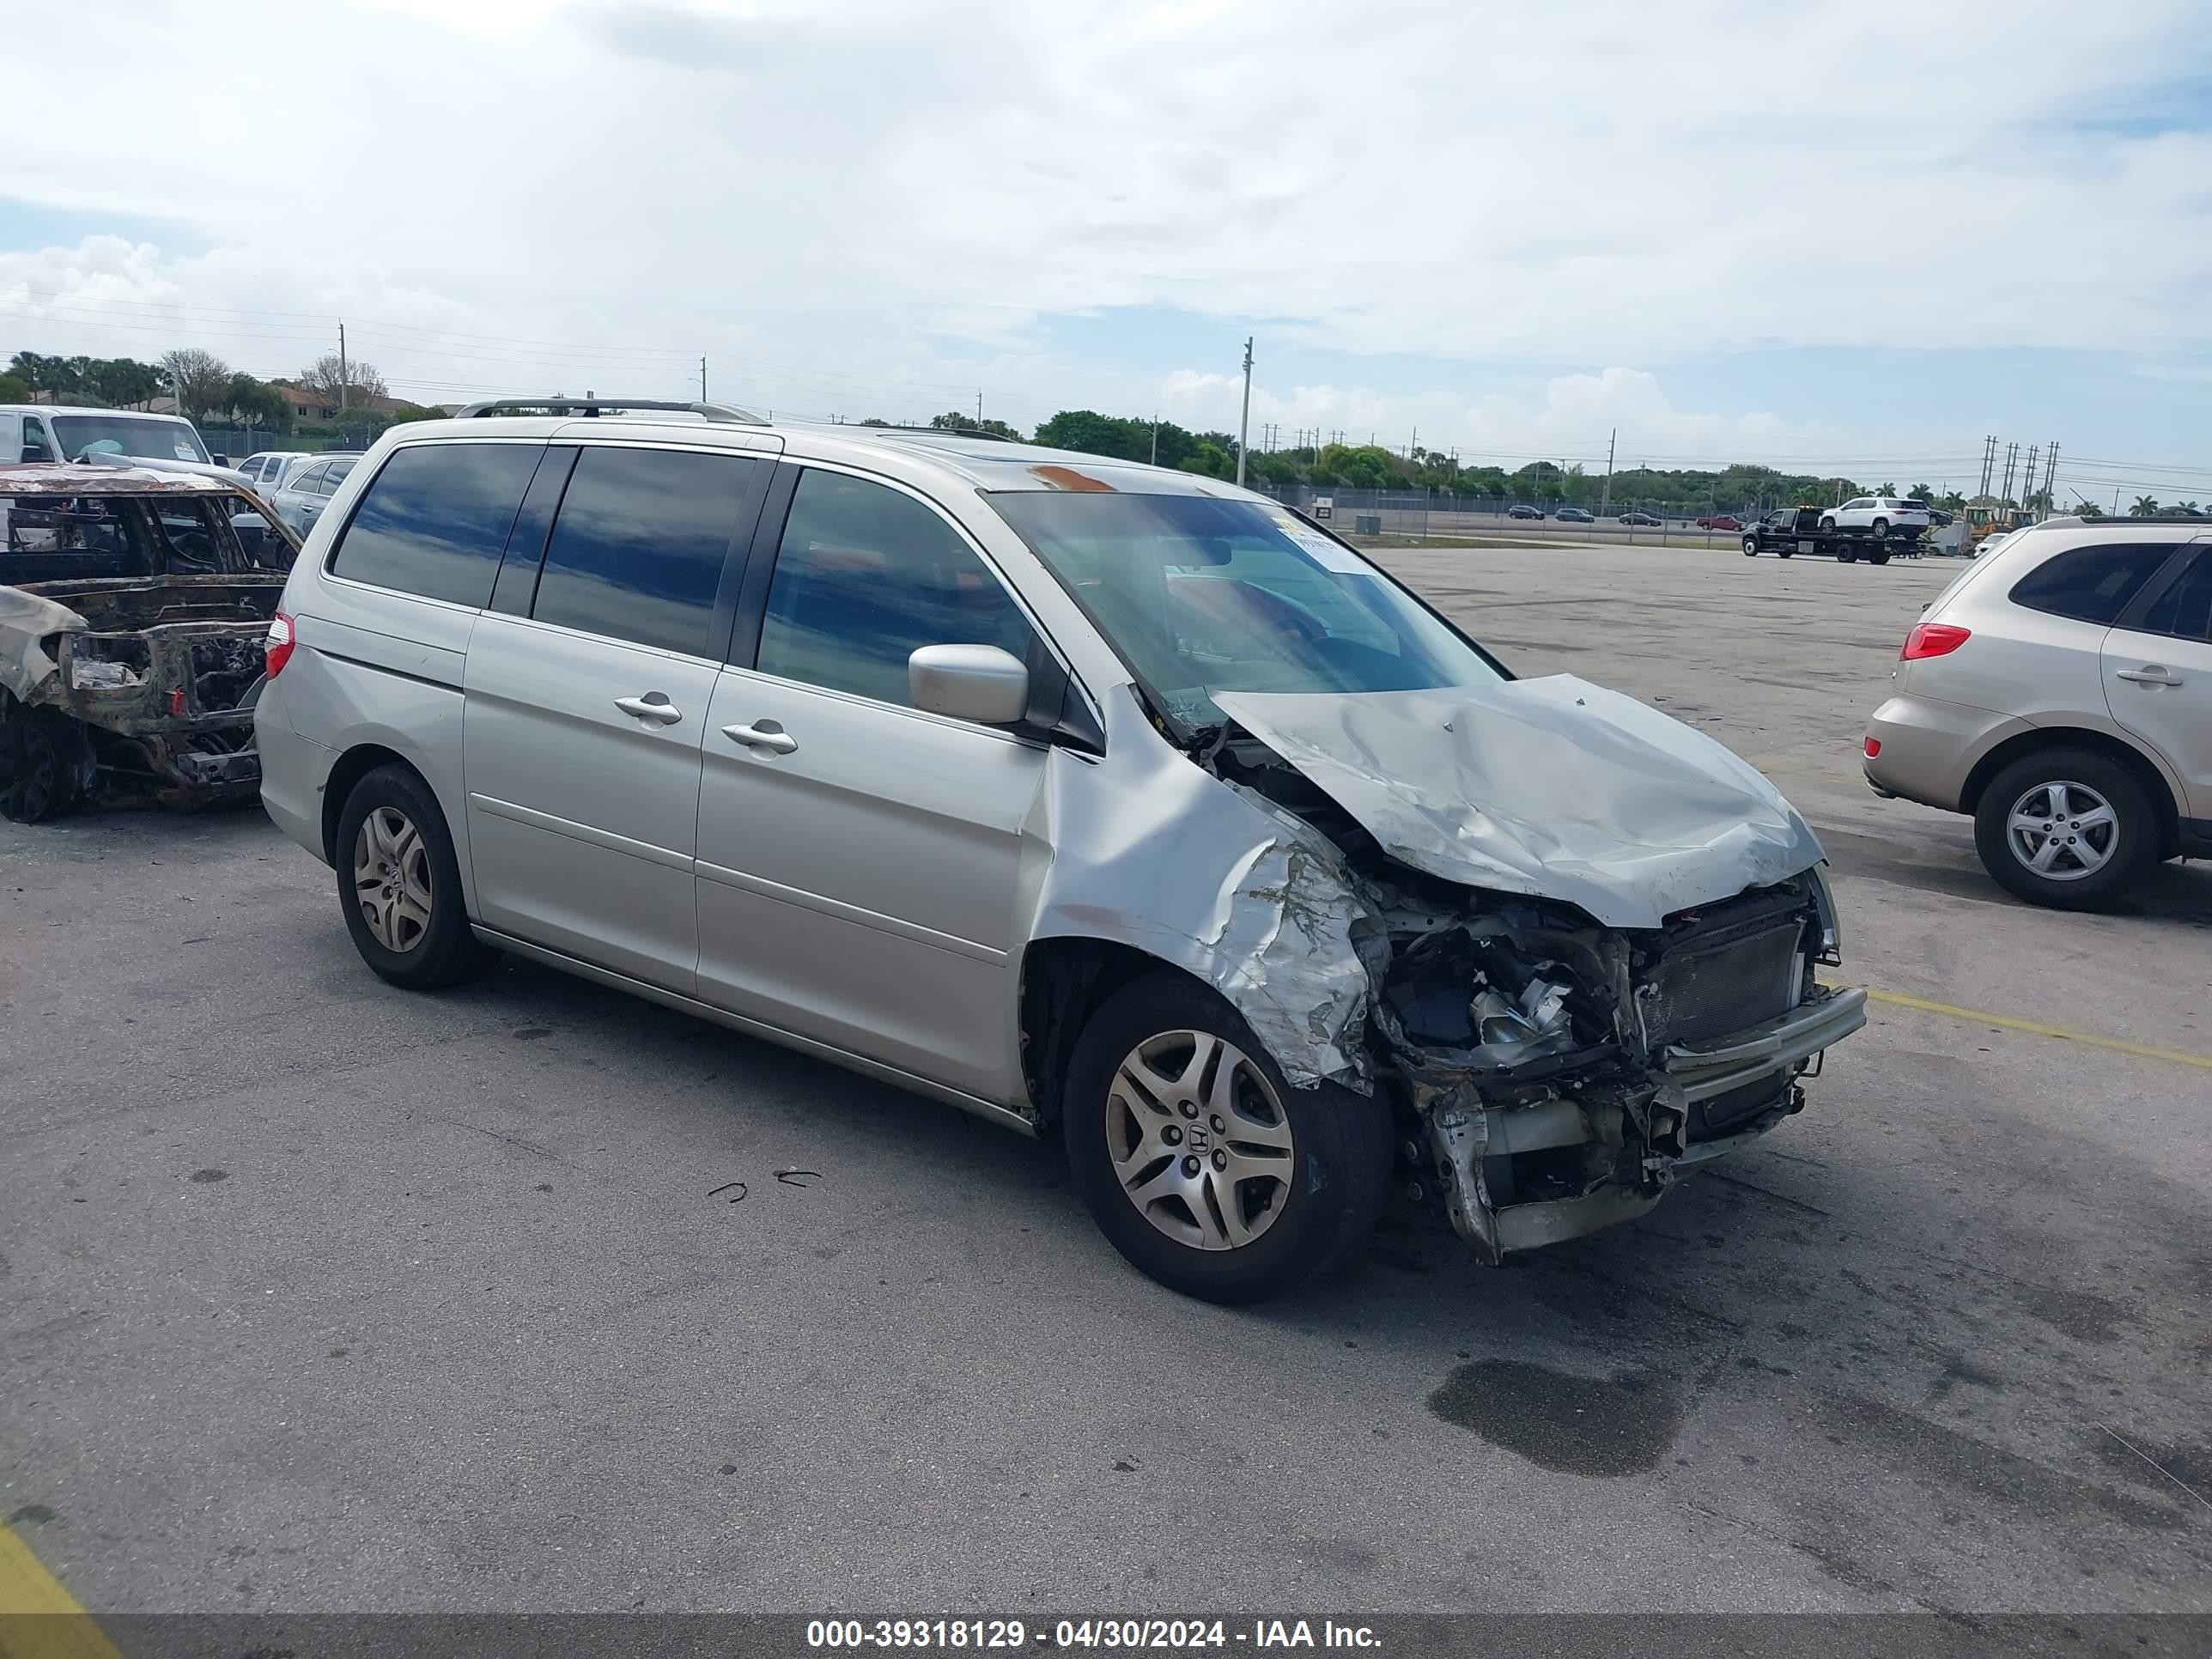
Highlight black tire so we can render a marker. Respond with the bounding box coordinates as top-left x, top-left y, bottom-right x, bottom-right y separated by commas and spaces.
1871, 517, 1890, 538
332, 763, 500, 989
0, 704, 93, 824
1062, 972, 1392, 1304
1837, 546, 1858, 564
1869, 549, 1892, 566
1972, 749, 2160, 911
1741, 538, 1759, 556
